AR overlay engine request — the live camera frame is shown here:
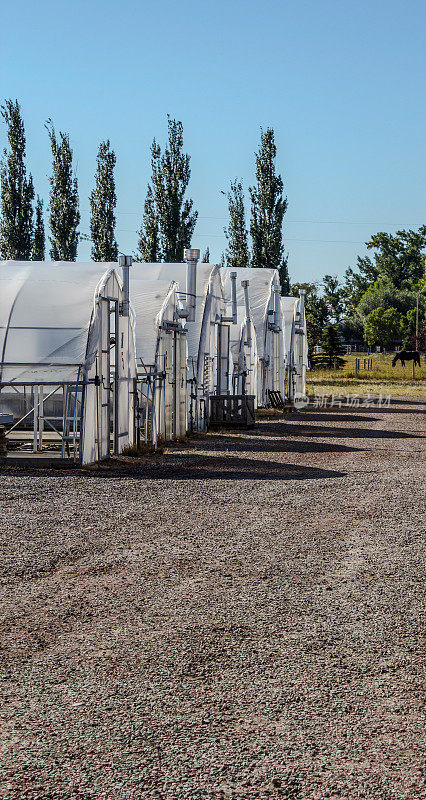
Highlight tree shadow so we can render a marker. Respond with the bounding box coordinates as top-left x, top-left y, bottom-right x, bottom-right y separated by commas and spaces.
0, 455, 347, 481
279, 423, 421, 440
111, 455, 348, 481
196, 433, 361, 455
284, 412, 381, 423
